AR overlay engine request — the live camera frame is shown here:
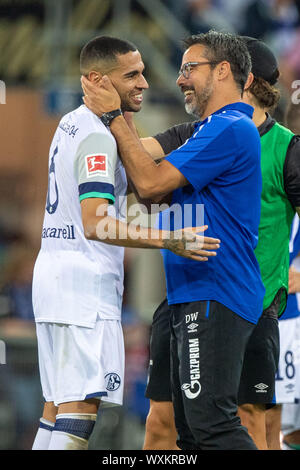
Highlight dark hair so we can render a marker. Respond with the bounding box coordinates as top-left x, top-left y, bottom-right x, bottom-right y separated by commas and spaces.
249, 76, 280, 110
80, 35, 137, 74
182, 30, 251, 92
